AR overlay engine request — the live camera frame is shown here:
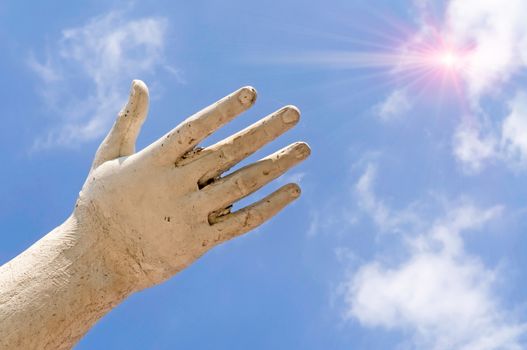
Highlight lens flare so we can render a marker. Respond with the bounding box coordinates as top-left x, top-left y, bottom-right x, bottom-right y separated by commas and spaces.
261, 14, 477, 106
269, 33, 474, 95
427, 45, 469, 73
439, 51, 459, 68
